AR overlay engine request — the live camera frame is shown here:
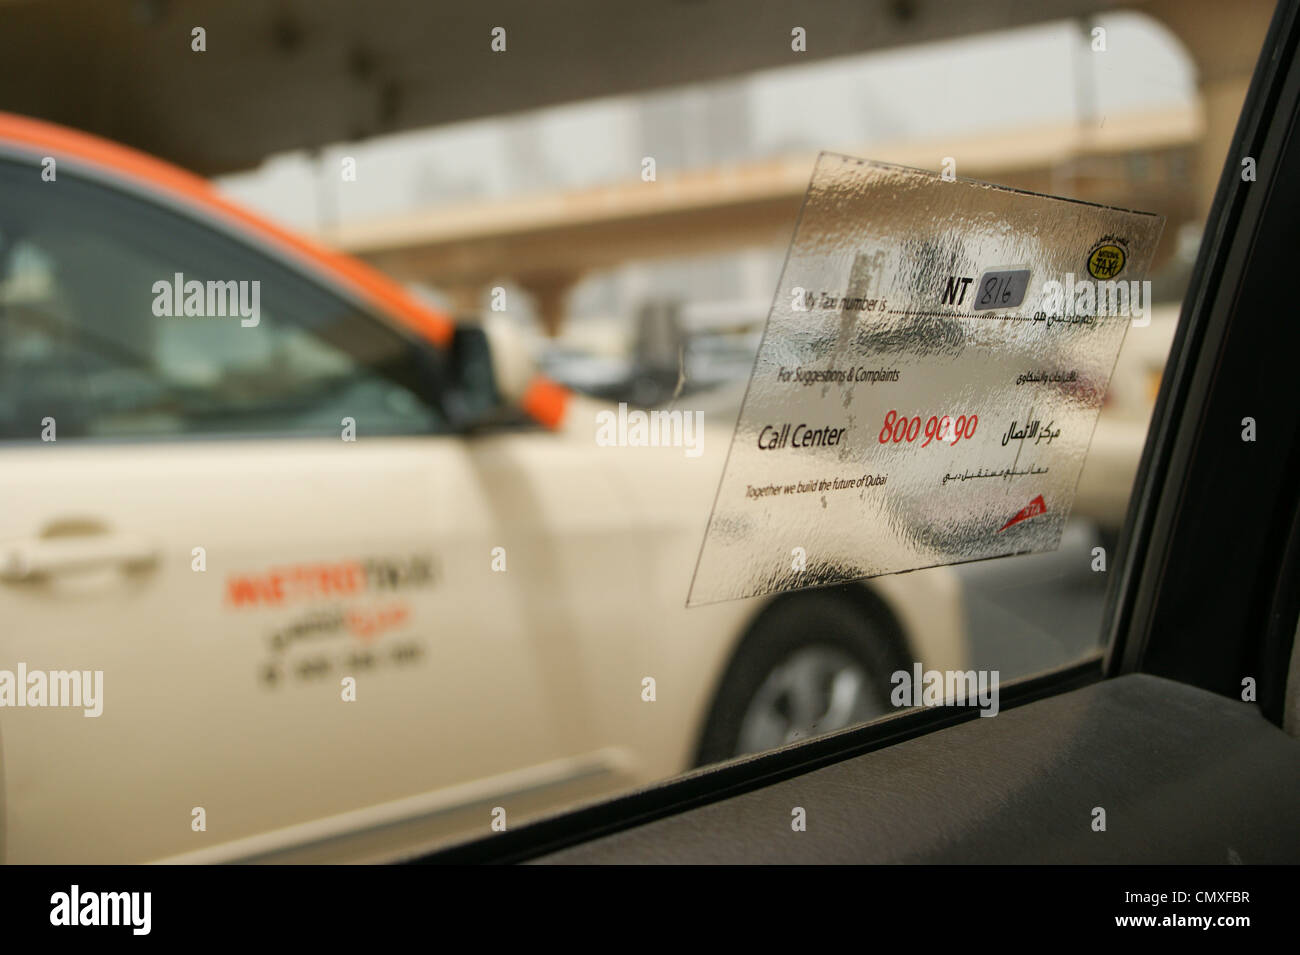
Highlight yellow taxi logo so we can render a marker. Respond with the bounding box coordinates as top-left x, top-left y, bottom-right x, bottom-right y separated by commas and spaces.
1087, 243, 1126, 280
